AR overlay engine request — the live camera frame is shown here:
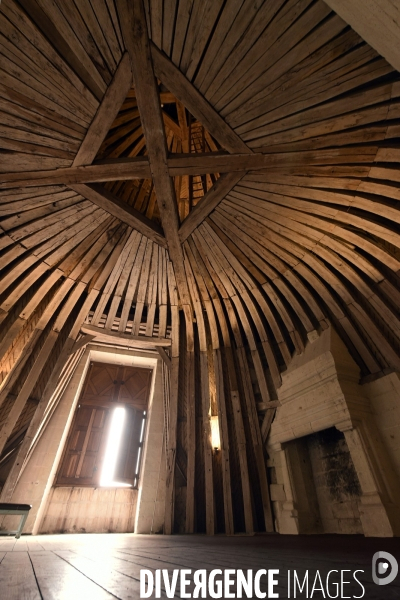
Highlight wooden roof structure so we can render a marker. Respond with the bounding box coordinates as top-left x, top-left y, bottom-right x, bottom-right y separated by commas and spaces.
0, 0, 399, 534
